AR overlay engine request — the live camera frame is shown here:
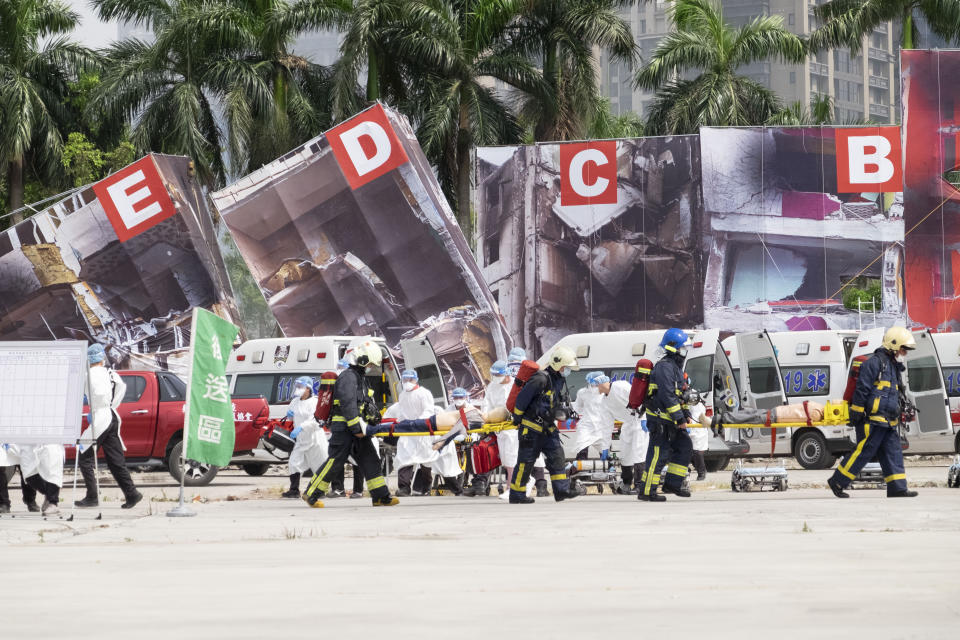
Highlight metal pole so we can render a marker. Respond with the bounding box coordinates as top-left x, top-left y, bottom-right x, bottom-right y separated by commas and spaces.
168, 310, 198, 518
